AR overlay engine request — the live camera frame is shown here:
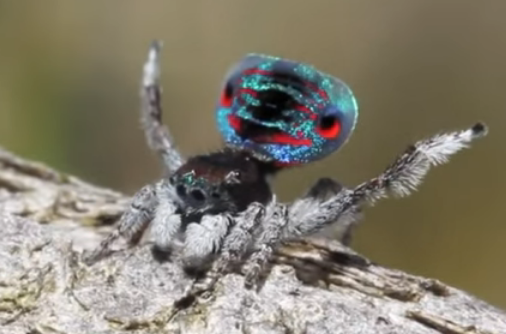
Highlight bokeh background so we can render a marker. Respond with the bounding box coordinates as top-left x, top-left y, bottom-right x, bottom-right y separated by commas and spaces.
0, 1, 504, 308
